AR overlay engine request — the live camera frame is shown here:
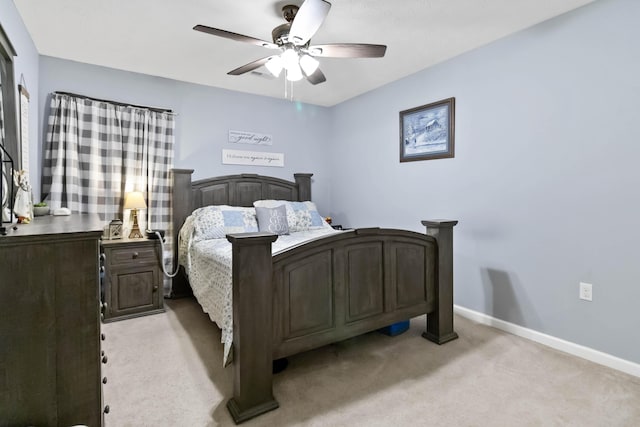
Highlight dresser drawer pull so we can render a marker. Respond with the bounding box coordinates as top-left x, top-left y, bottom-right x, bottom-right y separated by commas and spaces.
104, 405, 110, 414
132, 252, 139, 259
103, 376, 108, 384
102, 355, 108, 364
